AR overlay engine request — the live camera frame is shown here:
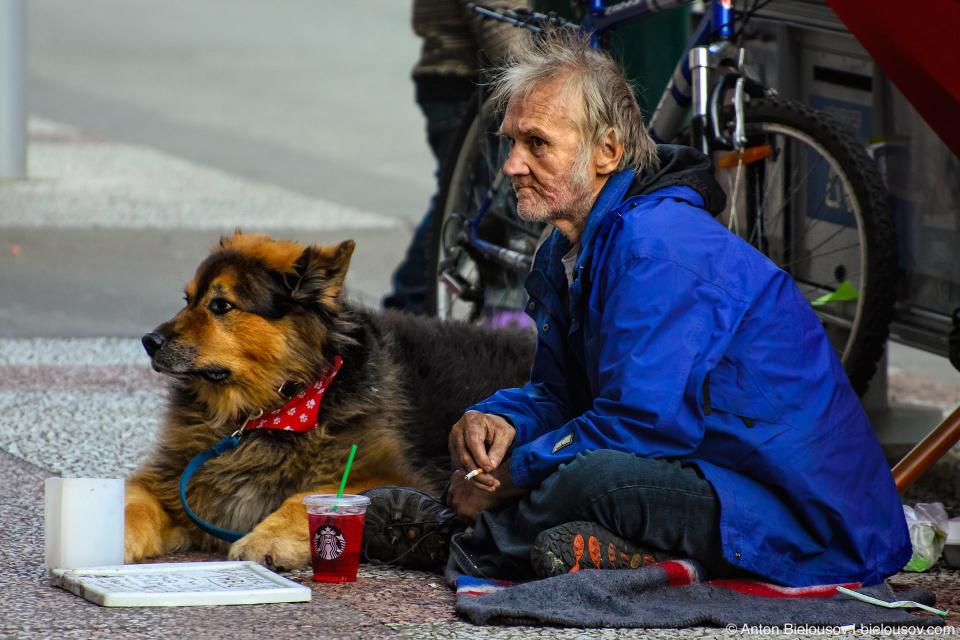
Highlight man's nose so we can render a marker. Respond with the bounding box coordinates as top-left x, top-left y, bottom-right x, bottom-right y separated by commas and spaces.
502, 145, 528, 177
